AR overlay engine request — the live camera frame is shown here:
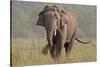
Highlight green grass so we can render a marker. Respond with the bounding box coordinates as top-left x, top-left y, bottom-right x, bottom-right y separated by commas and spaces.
11, 38, 96, 66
